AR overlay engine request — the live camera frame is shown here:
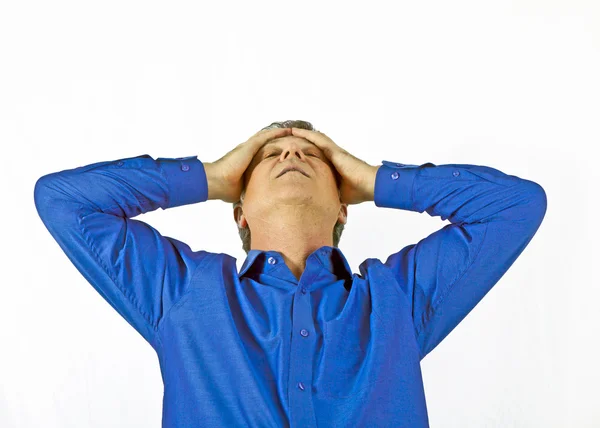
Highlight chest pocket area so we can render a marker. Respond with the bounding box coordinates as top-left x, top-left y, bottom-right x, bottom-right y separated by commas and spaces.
314, 313, 379, 399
